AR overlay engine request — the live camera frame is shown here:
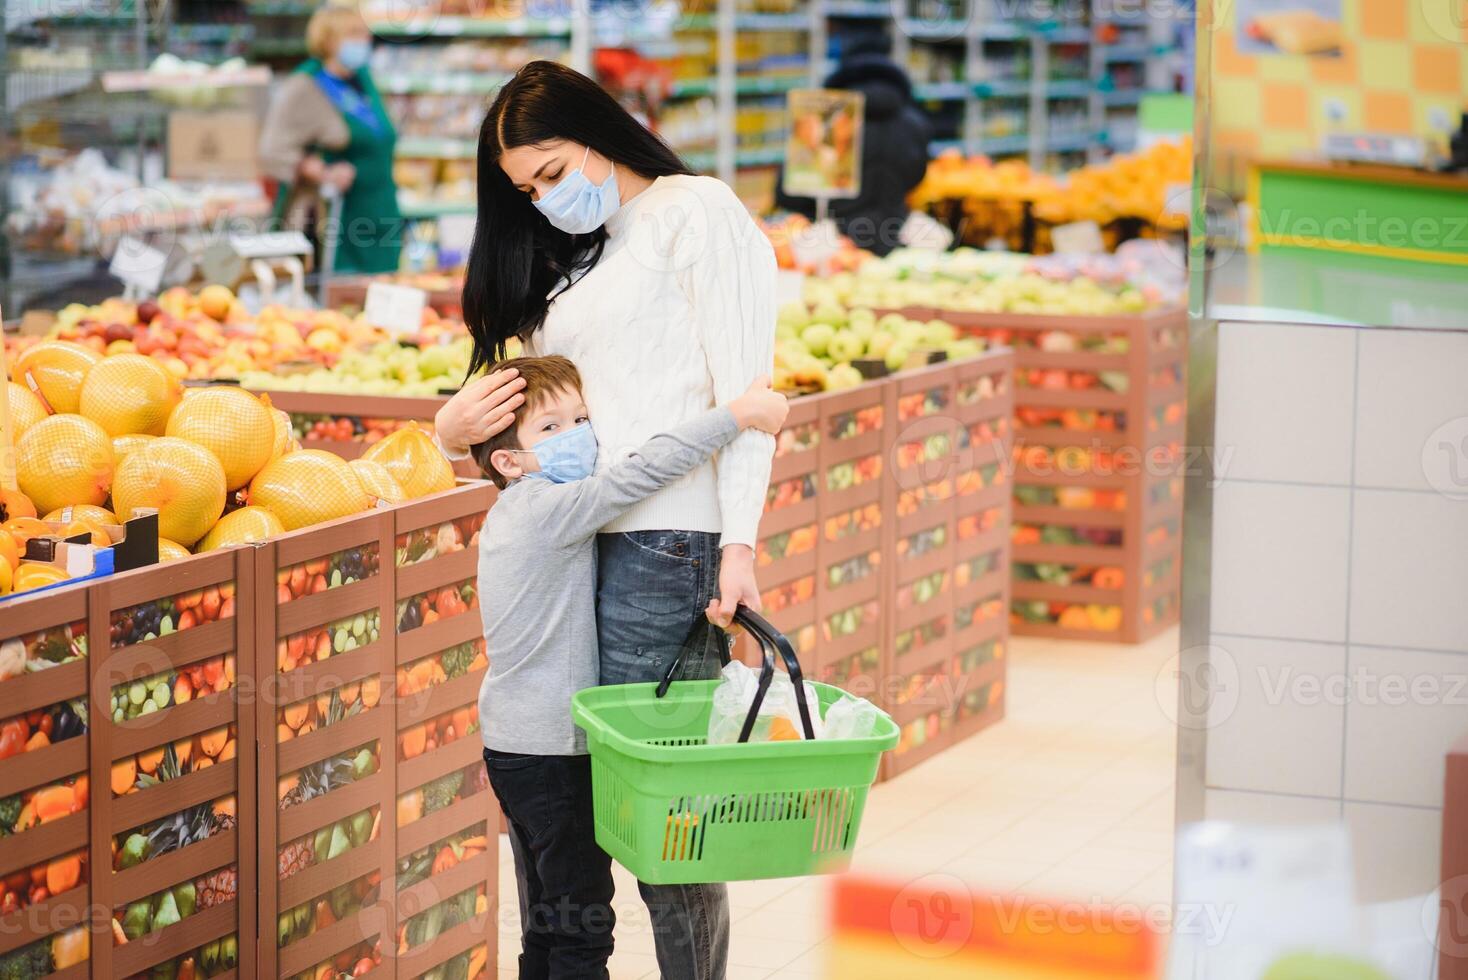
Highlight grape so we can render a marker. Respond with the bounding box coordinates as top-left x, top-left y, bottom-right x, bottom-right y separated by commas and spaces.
333, 629, 347, 653
129, 683, 146, 705
141, 700, 157, 715
330, 569, 343, 589
352, 615, 366, 637
153, 681, 170, 708
113, 708, 124, 723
